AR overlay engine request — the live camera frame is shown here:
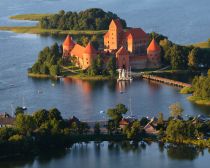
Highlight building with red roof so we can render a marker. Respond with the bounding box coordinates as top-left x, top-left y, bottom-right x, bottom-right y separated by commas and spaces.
104, 19, 161, 69
62, 36, 97, 69
63, 19, 161, 70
